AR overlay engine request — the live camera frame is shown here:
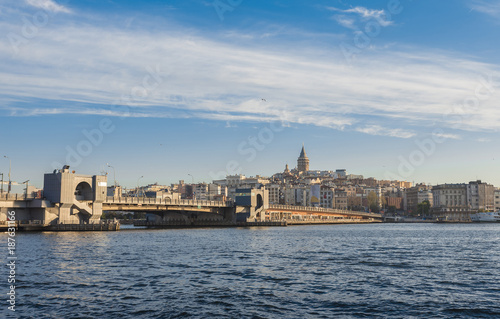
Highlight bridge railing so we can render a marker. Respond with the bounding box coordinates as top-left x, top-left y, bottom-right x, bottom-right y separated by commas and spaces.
267, 204, 381, 218
104, 196, 233, 207
0, 193, 36, 201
